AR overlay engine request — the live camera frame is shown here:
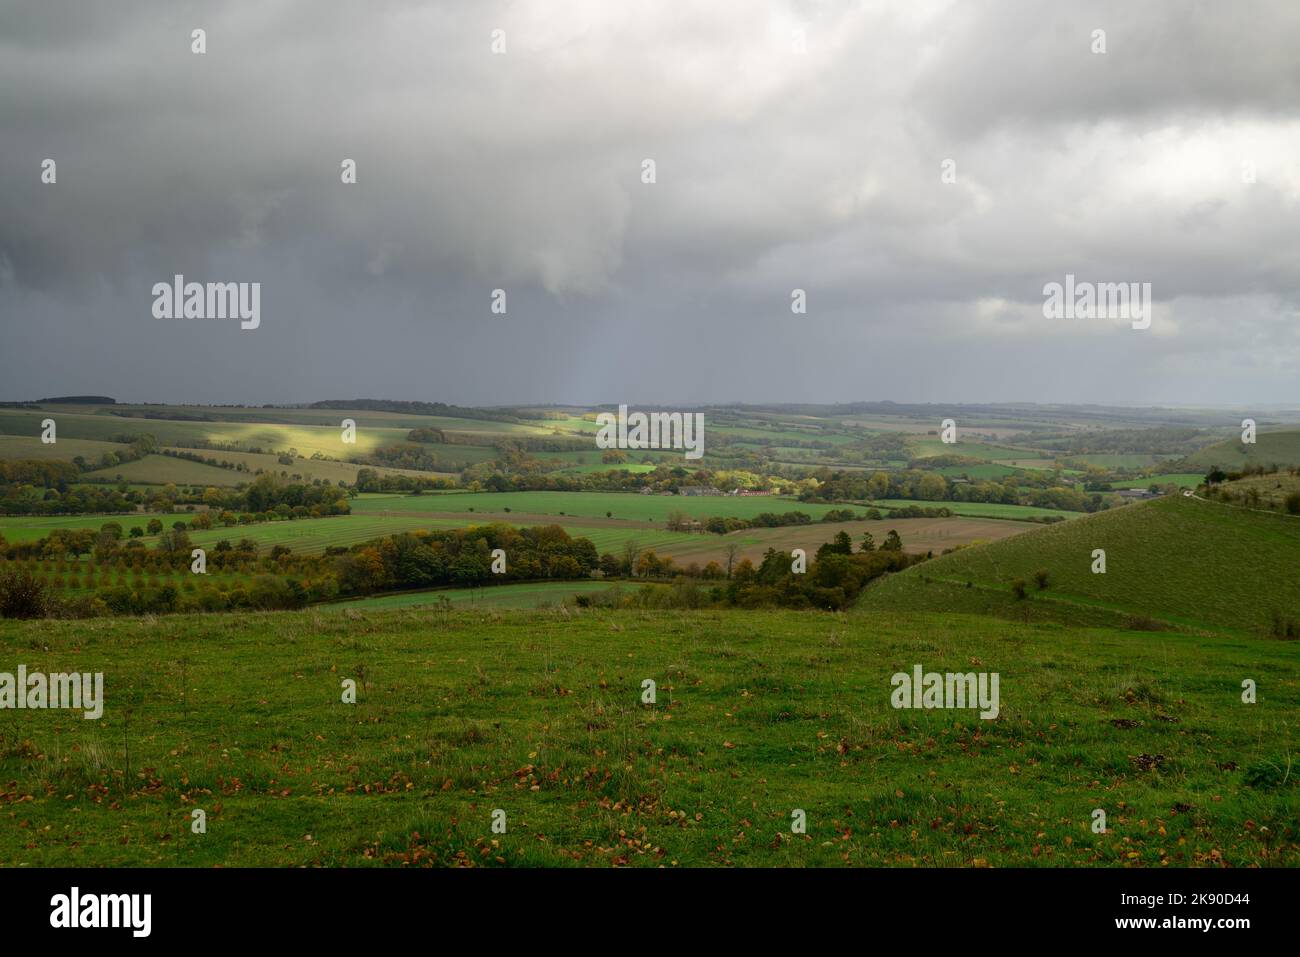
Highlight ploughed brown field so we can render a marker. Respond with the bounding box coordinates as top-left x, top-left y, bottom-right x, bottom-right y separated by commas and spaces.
653, 517, 1031, 567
